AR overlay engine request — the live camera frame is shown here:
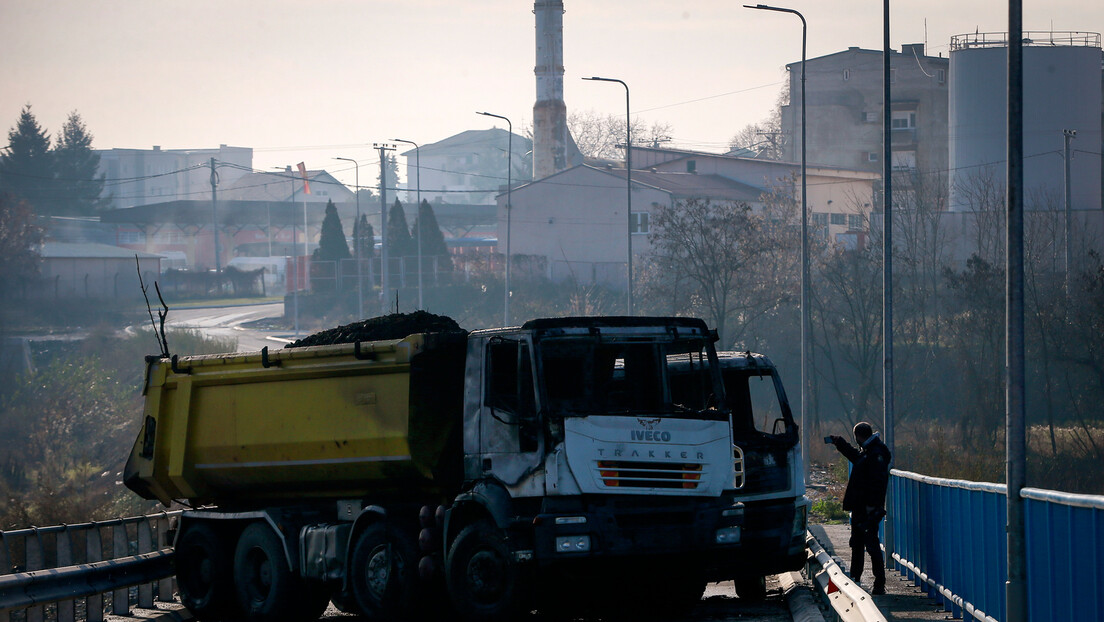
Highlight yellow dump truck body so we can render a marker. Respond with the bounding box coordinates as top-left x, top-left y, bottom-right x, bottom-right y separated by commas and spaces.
124, 333, 465, 507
